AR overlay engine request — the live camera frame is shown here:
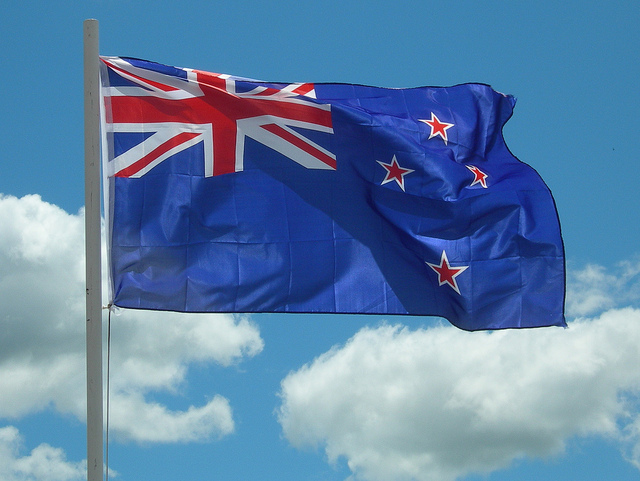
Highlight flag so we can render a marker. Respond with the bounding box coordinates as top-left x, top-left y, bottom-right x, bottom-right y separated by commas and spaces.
100, 56, 565, 331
